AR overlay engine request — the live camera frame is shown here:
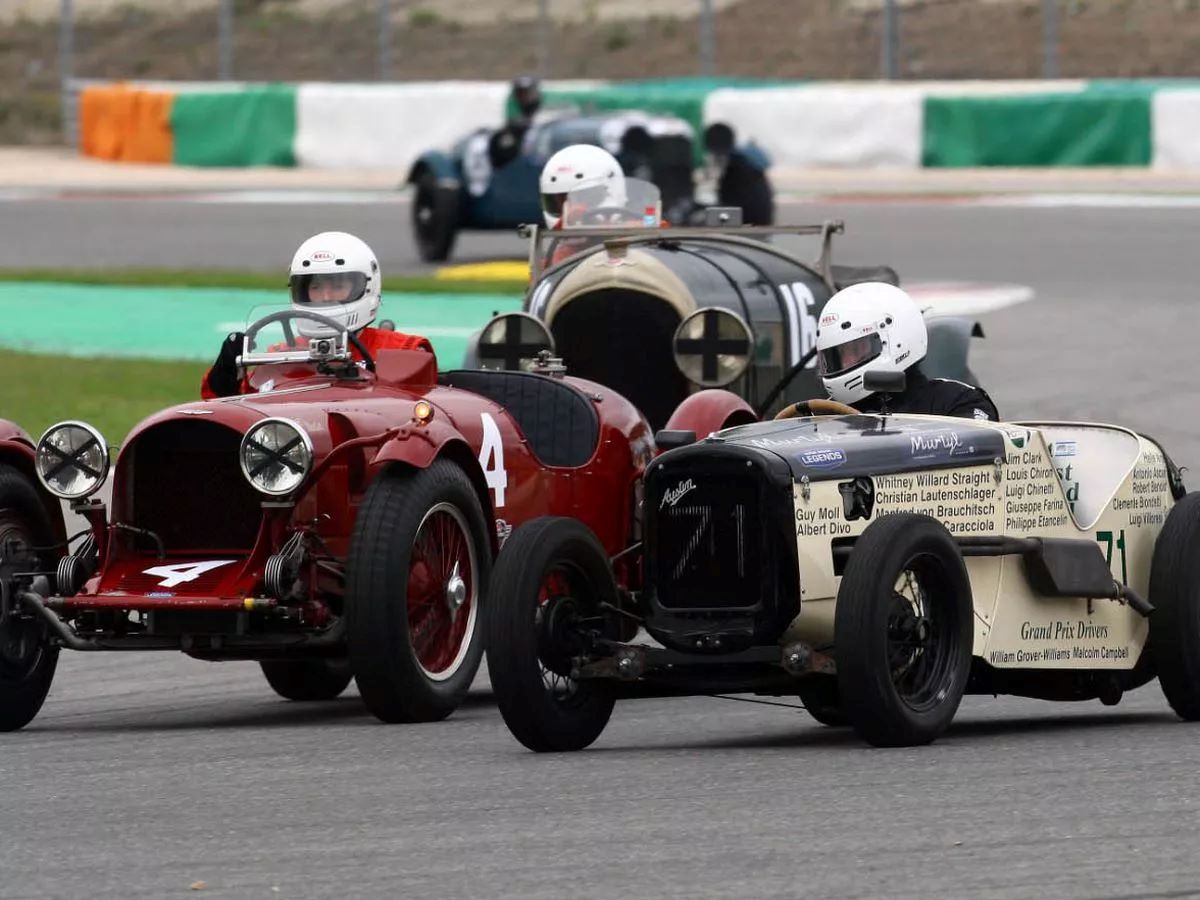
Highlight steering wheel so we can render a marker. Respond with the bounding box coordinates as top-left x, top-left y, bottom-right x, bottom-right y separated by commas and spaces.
774, 398, 860, 420
244, 309, 376, 373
